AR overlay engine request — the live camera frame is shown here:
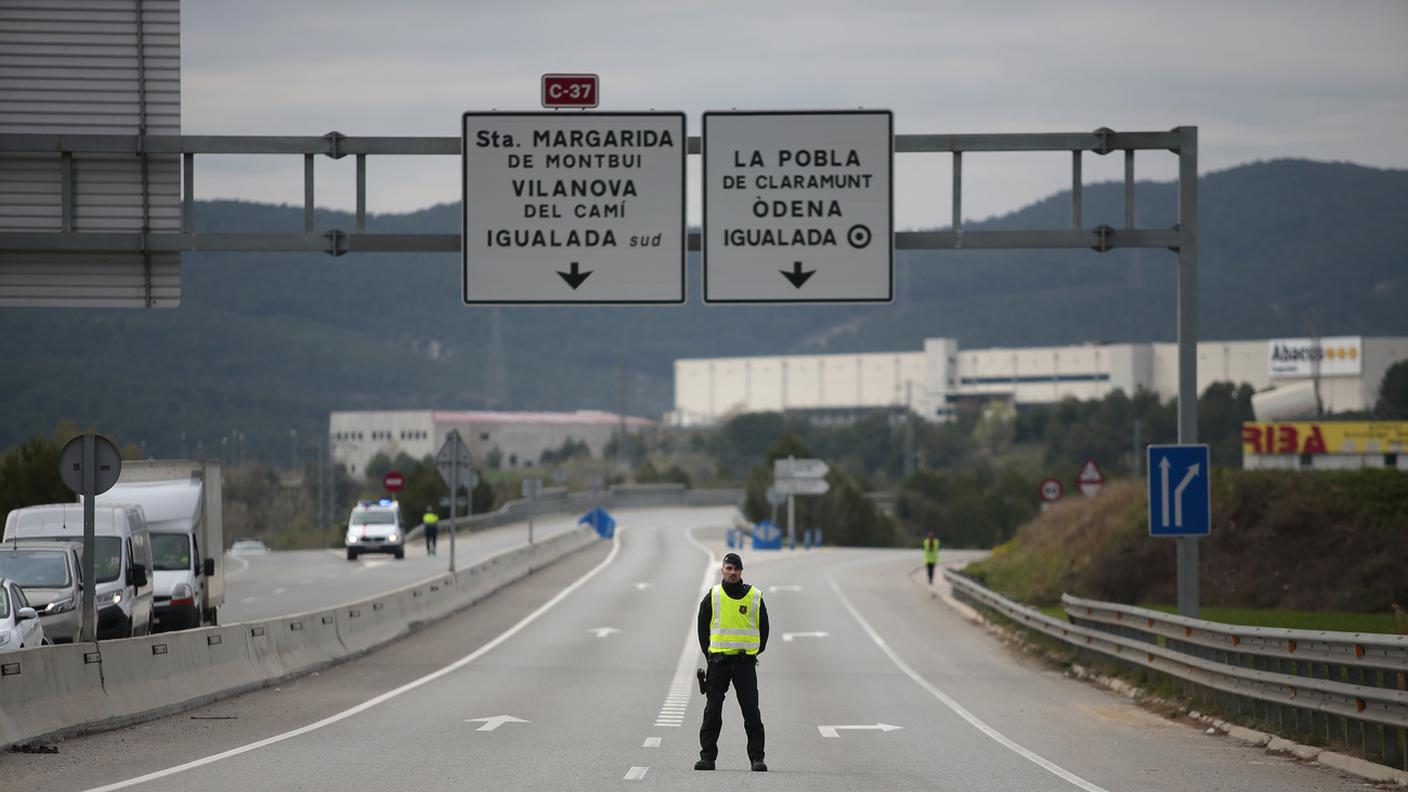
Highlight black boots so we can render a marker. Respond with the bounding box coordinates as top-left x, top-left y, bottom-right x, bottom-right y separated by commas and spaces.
751, 760, 768, 772
693, 760, 714, 771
